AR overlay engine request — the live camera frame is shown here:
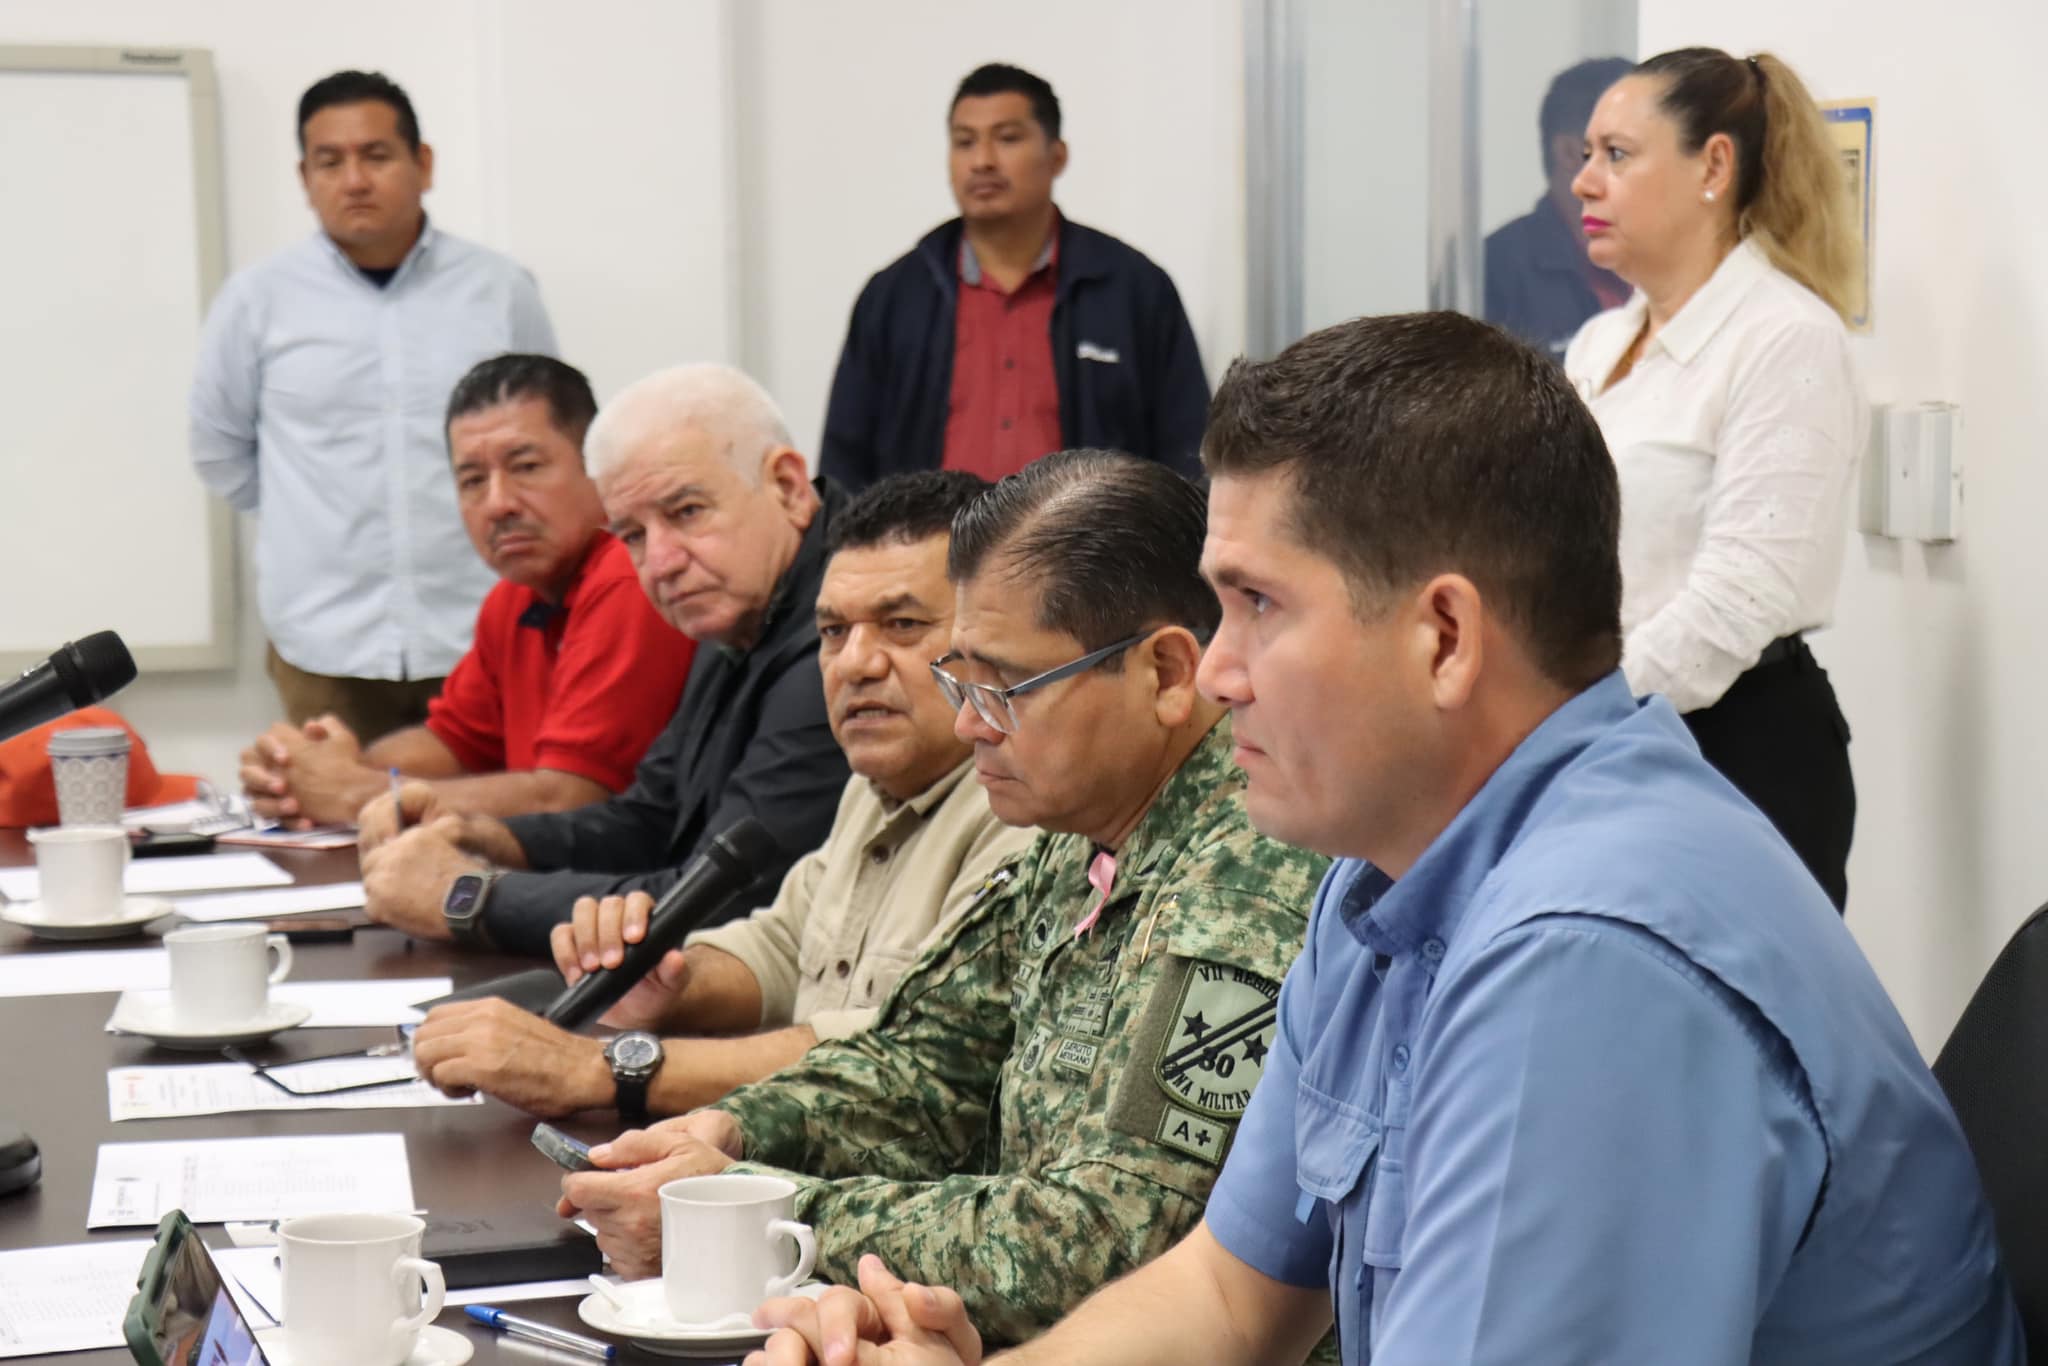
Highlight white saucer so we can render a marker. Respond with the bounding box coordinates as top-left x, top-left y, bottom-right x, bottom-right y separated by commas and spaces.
0, 895, 173, 940
256, 1323, 473, 1366
108, 994, 312, 1050
578, 1279, 825, 1357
